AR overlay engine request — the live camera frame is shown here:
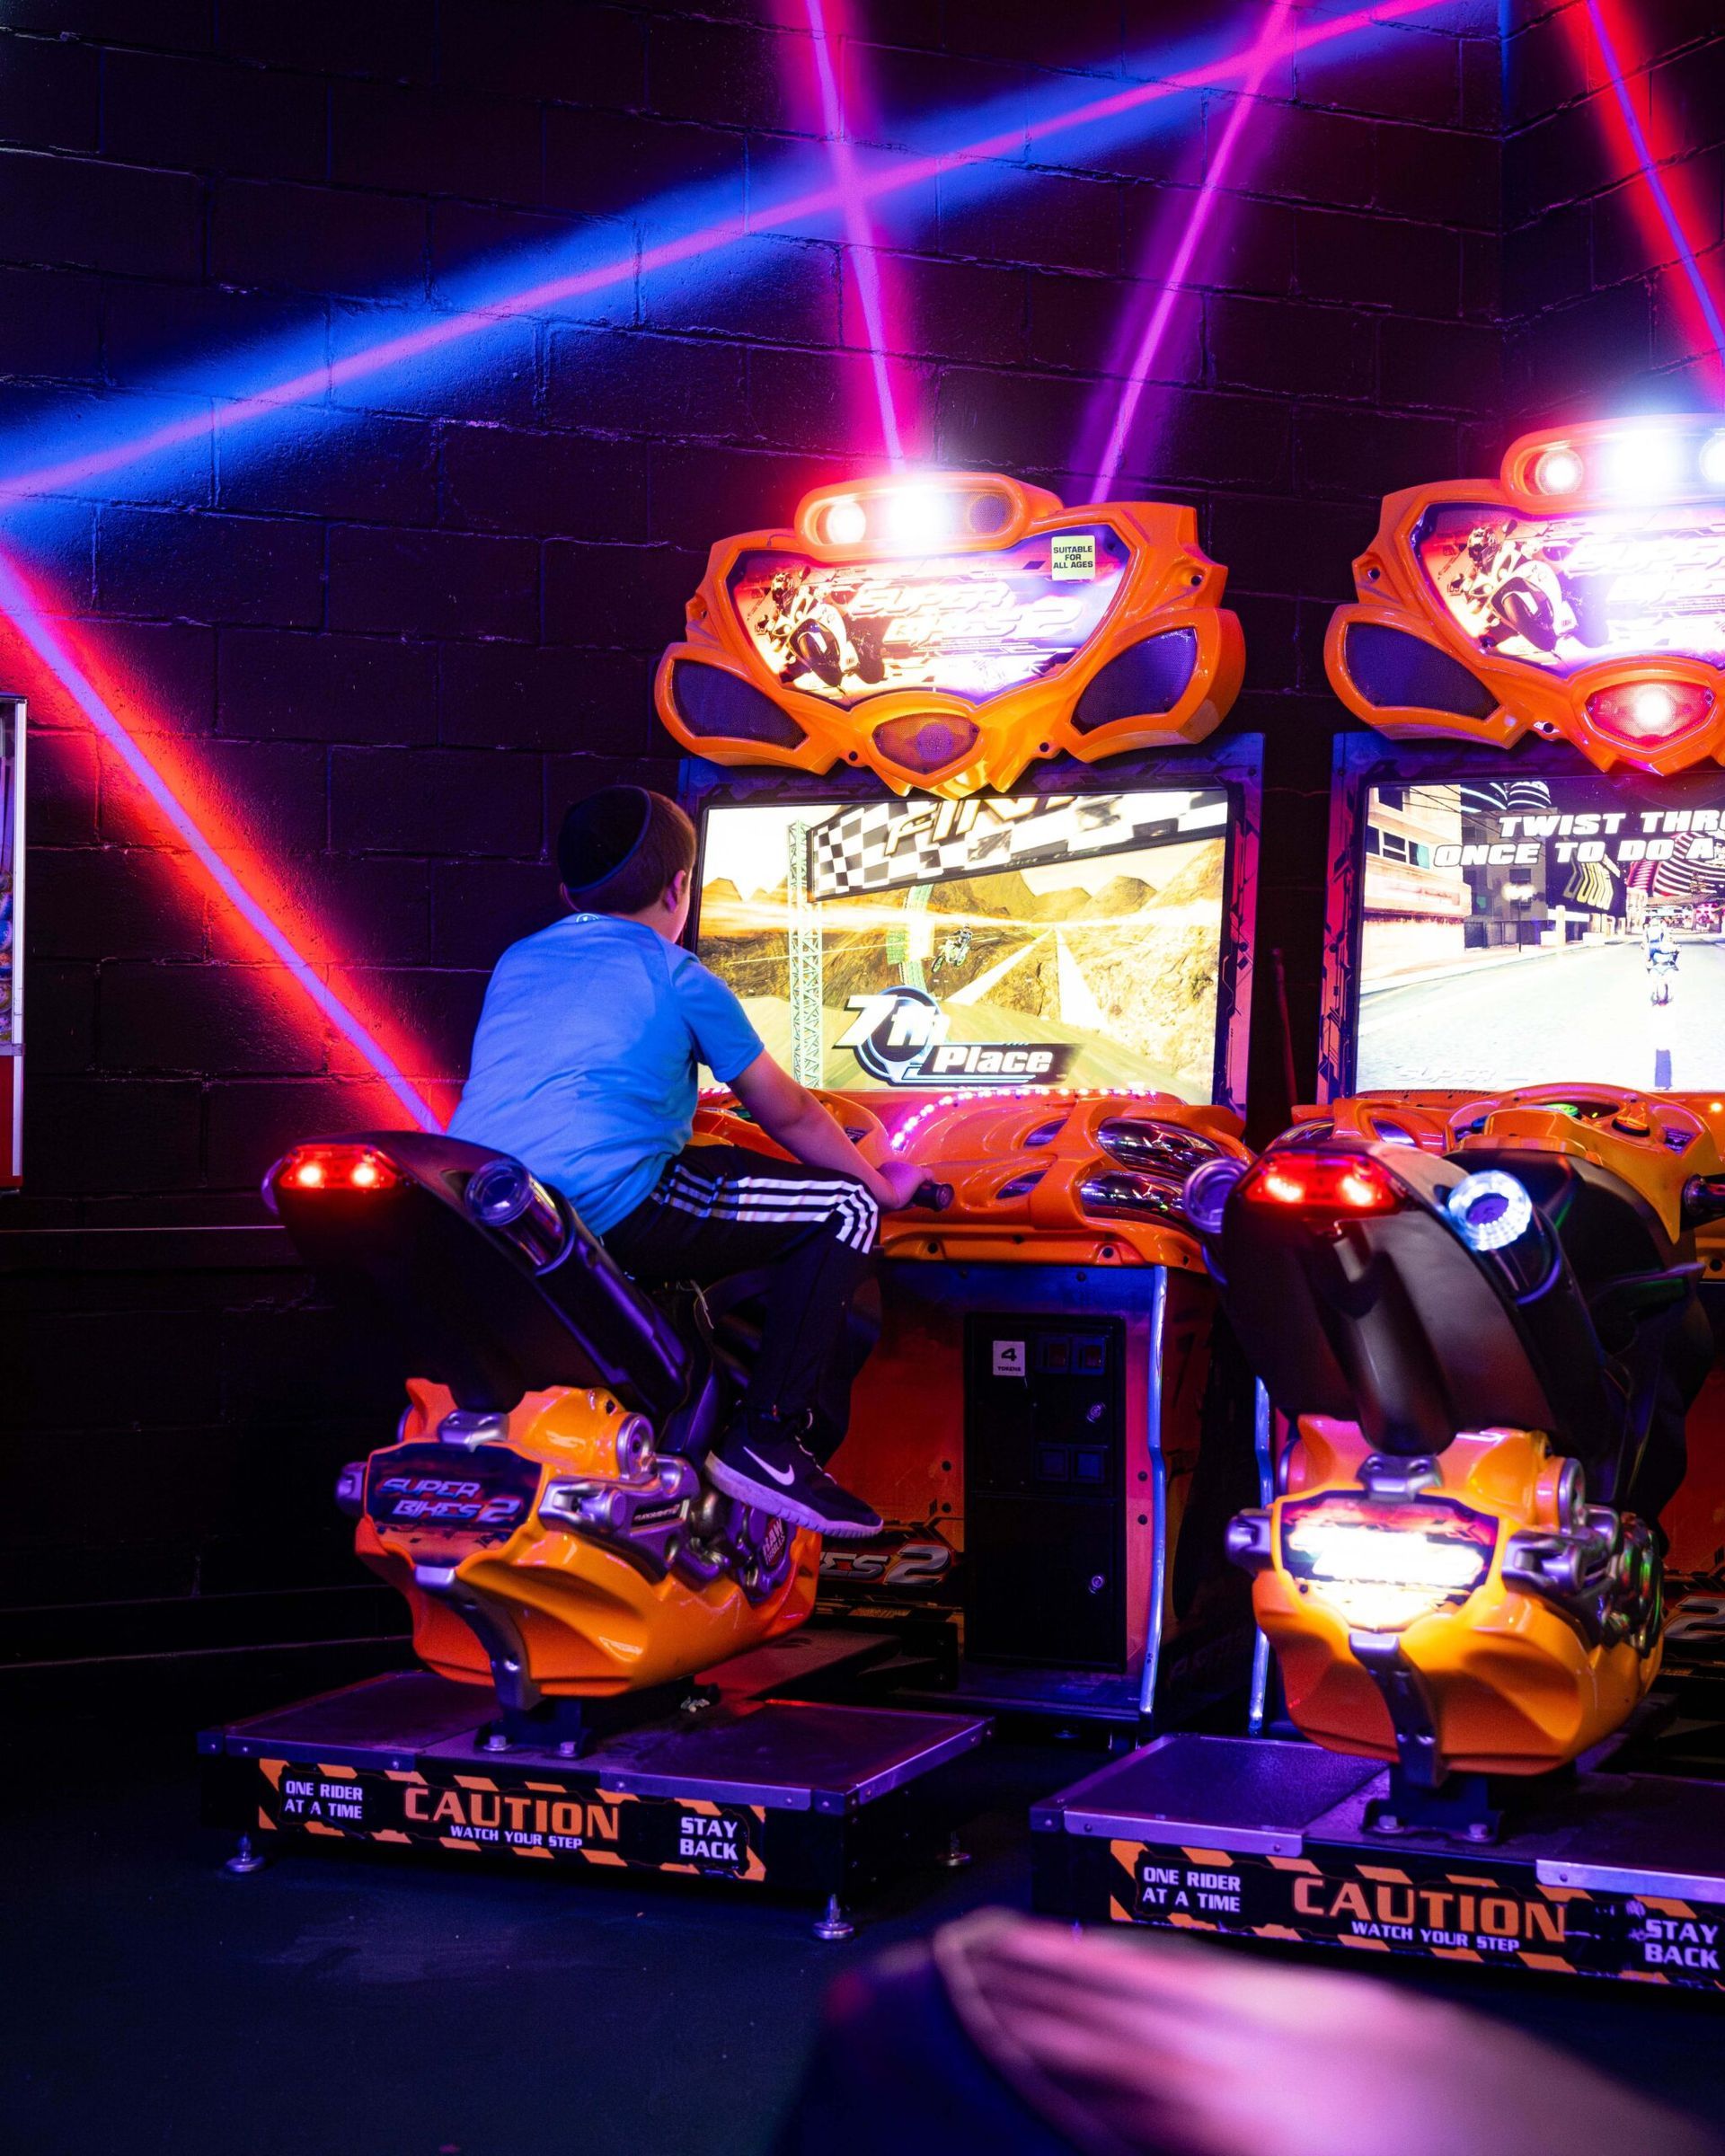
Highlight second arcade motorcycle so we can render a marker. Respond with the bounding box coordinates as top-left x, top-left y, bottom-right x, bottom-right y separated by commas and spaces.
1185, 1084, 1724, 1834
265, 1128, 902, 1749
